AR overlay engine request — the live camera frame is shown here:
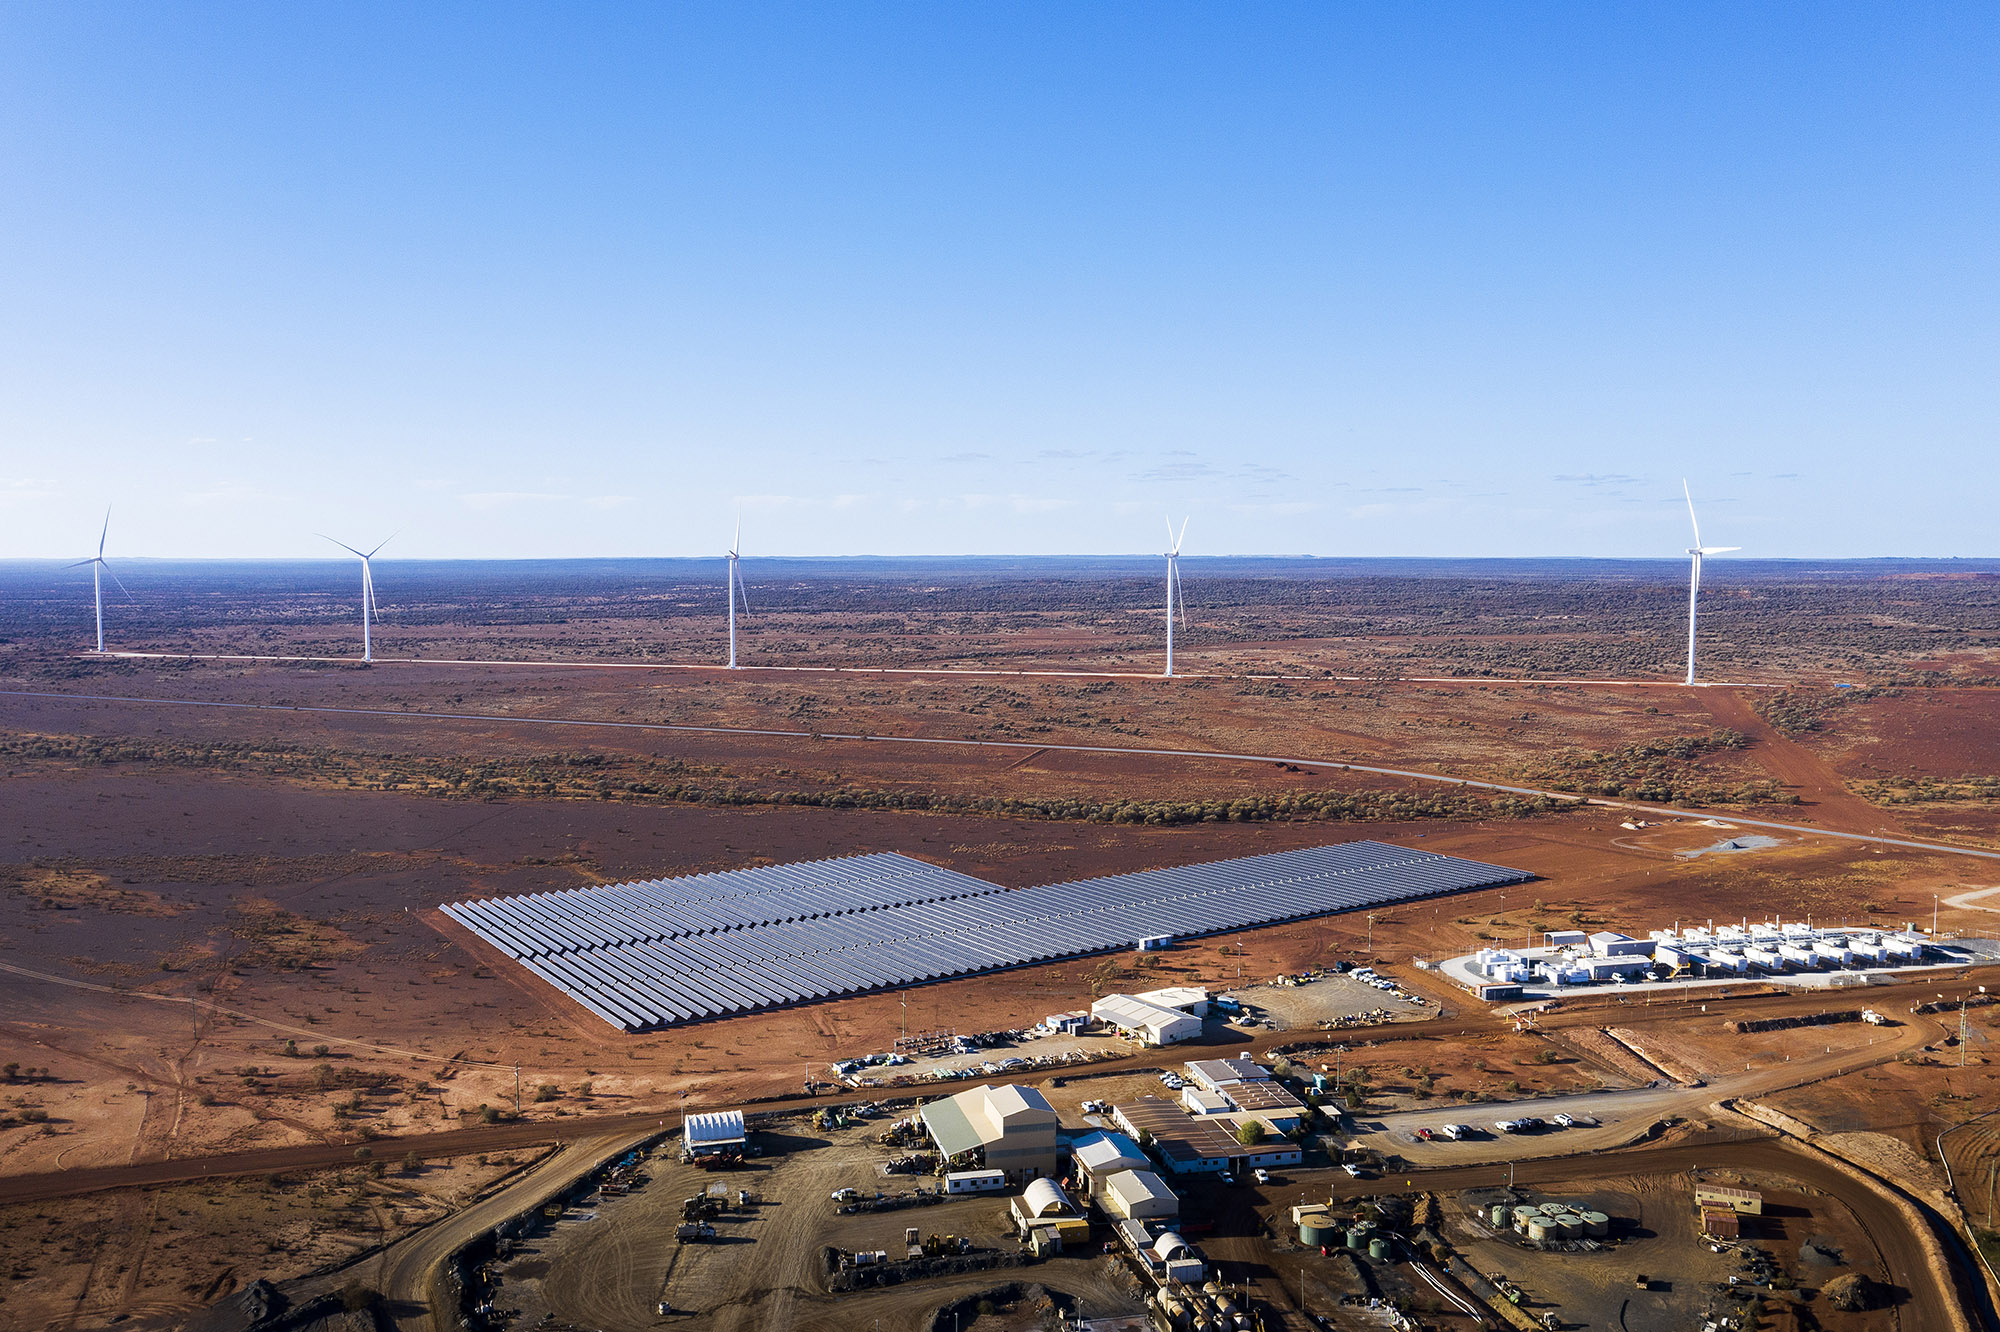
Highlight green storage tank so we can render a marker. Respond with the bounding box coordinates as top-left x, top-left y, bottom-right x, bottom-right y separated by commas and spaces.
1488, 1203, 1510, 1228
1345, 1223, 1373, 1251
1367, 1236, 1392, 1261
1582, 1211, 1611, 1238
1300, 1217, 1336, 1247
